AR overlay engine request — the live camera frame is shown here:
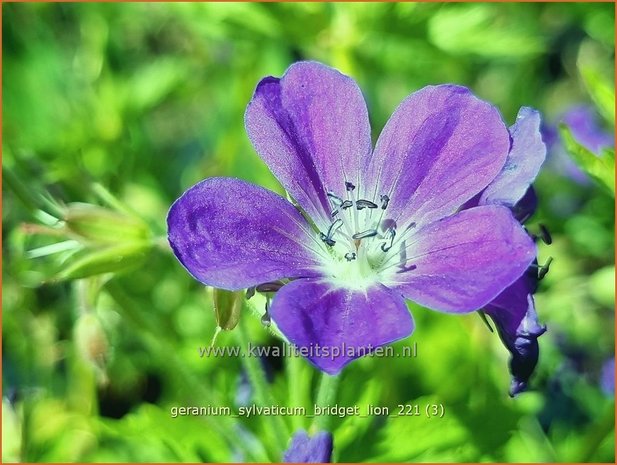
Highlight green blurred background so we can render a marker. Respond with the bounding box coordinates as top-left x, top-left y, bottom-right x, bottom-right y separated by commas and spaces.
2, 2, 615, 463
